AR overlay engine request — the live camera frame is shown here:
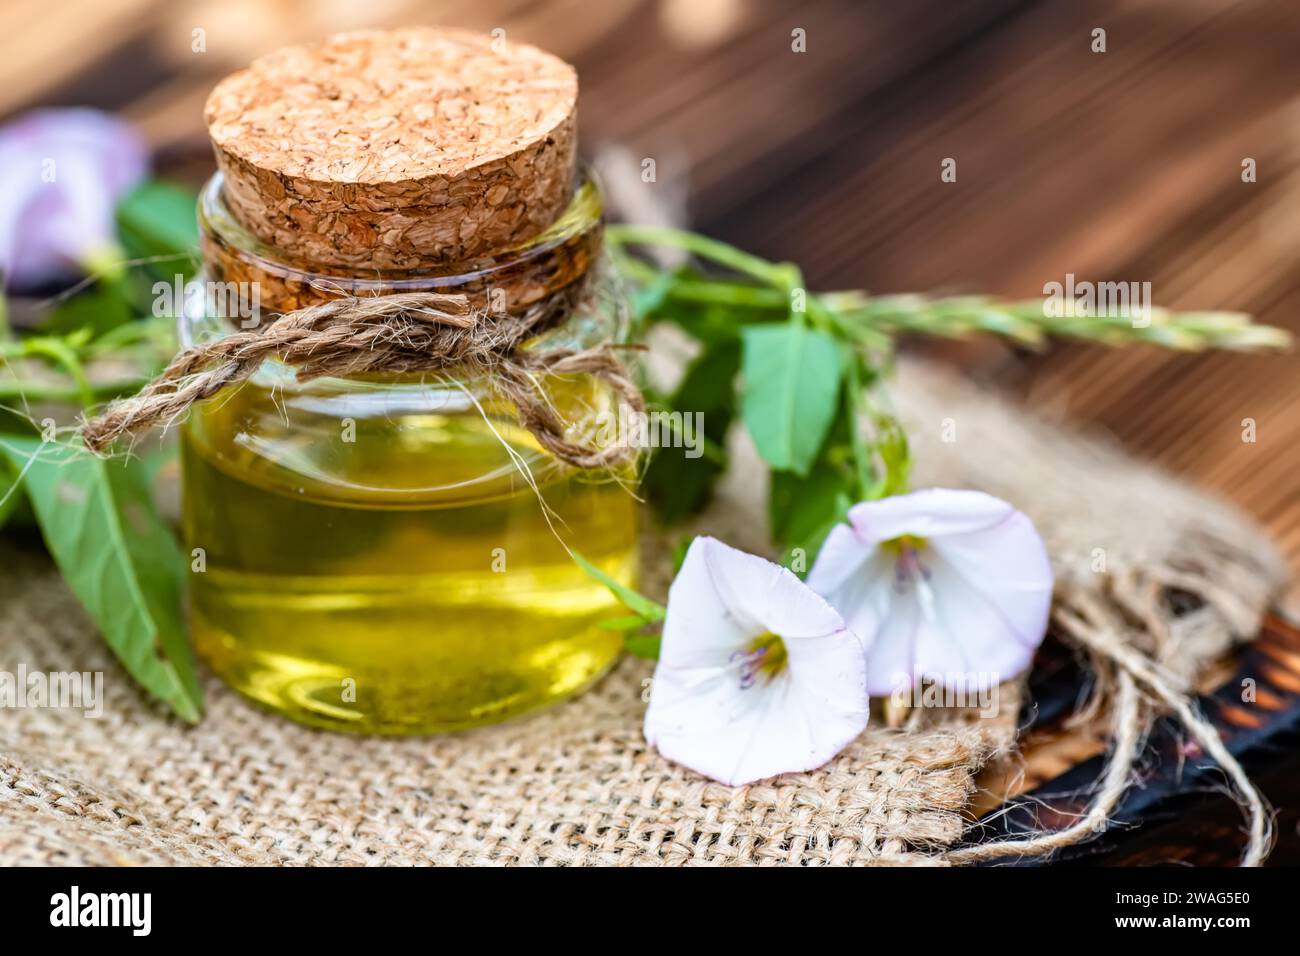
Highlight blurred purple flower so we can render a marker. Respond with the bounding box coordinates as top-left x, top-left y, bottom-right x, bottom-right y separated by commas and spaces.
0, 108, 147, 290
